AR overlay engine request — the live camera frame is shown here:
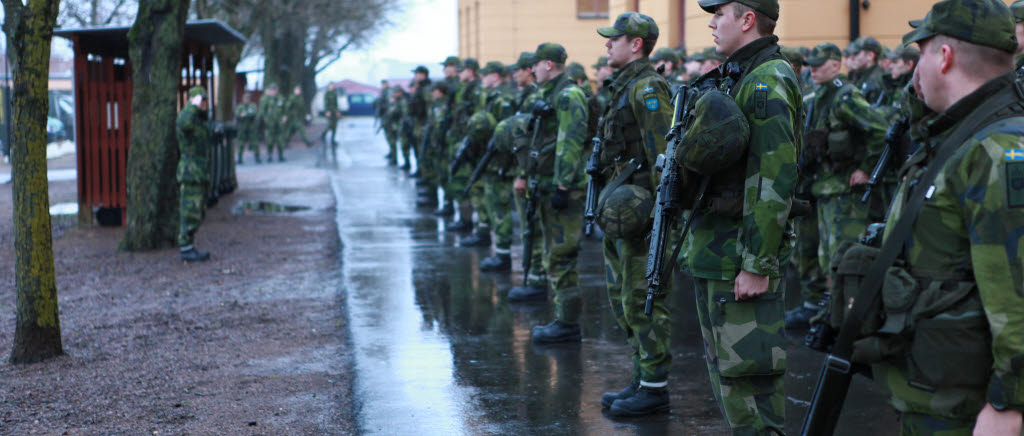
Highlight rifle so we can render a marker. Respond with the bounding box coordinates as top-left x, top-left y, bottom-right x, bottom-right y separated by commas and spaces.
583, 137, 603, 236
450, 136, 472, 174
462, 138, 496, 197
644, 85, 702, 317
860, 118, 908, 203
520, 111, 547, 285
418, 120, 434, 166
